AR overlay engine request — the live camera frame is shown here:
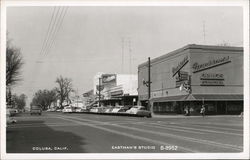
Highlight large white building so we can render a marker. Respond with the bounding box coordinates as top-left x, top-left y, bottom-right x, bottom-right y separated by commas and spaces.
93, 73, 138, 106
